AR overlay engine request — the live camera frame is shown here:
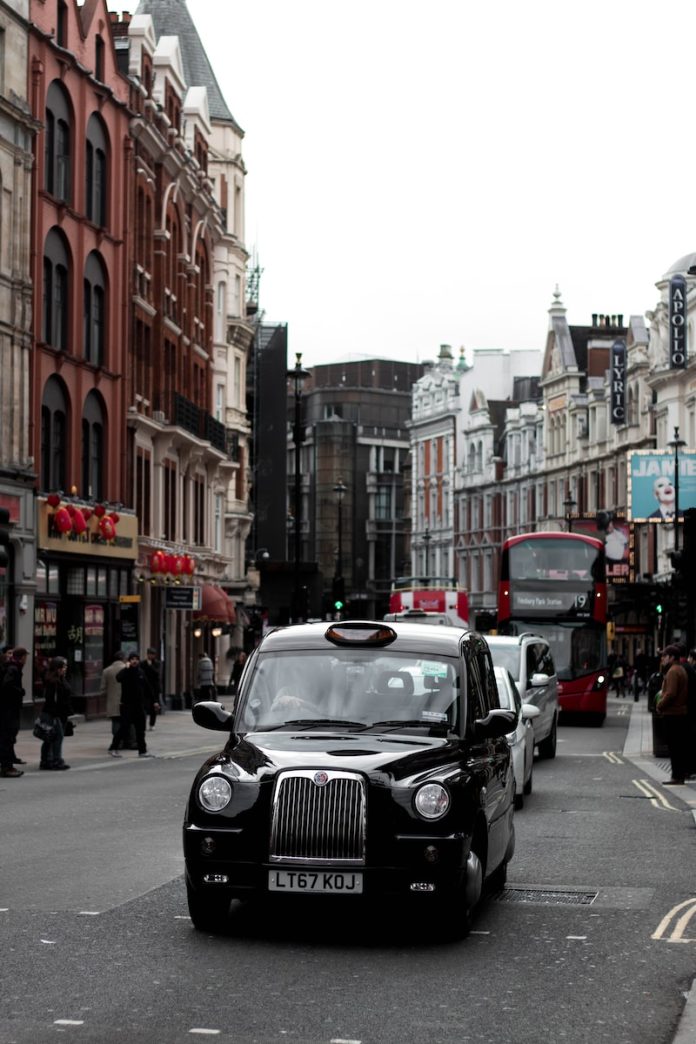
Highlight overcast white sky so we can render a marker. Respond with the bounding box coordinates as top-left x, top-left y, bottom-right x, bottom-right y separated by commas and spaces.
112, 0, 694, 367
